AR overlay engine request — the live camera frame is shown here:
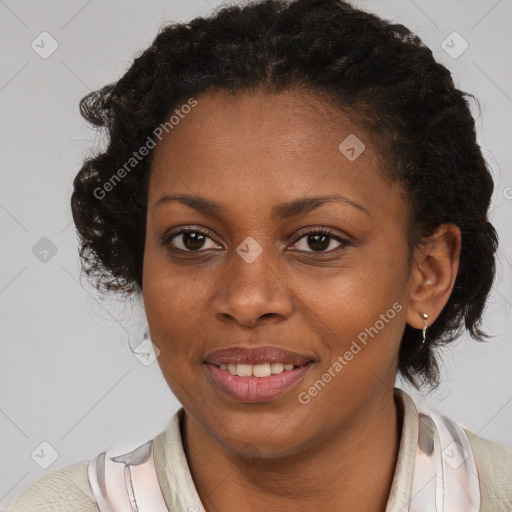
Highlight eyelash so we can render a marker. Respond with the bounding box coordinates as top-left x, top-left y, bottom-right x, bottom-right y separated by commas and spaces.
161, 227, 351, 255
